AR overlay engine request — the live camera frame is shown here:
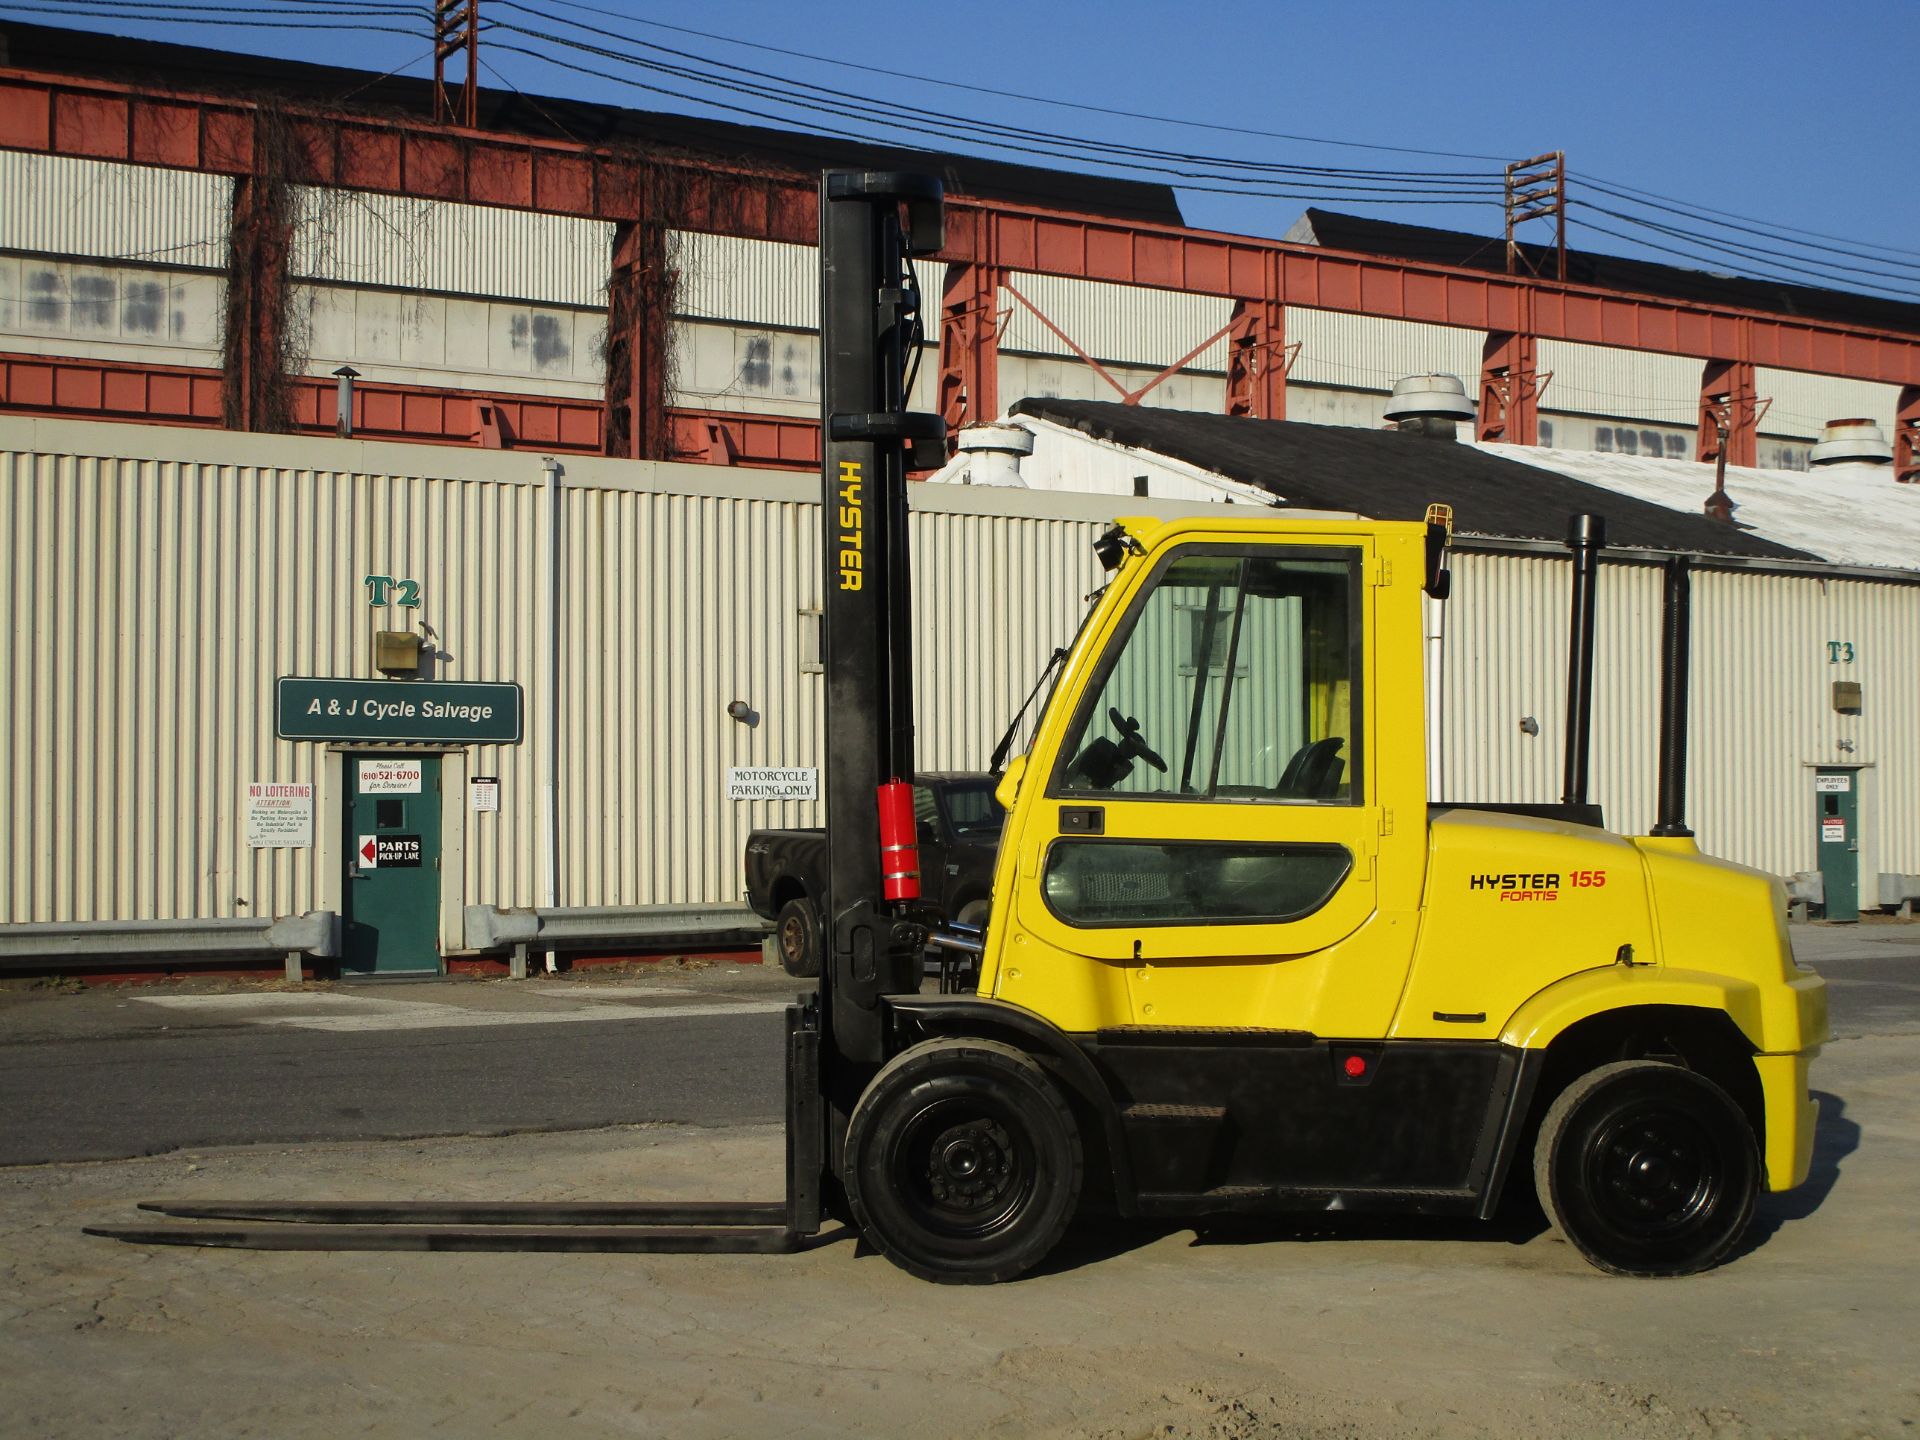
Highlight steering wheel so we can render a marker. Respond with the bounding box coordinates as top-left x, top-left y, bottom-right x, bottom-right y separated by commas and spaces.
1108, 707, 1168, 773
